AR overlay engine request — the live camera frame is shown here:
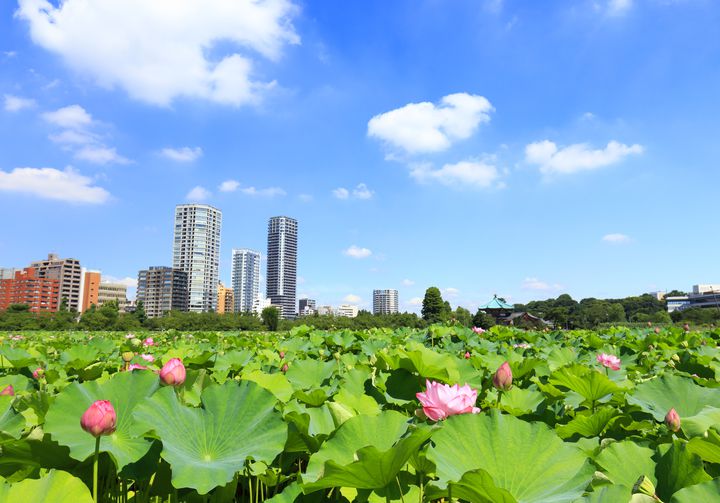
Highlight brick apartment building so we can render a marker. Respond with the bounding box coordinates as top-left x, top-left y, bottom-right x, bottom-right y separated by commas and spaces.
0, 267, 60, 313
